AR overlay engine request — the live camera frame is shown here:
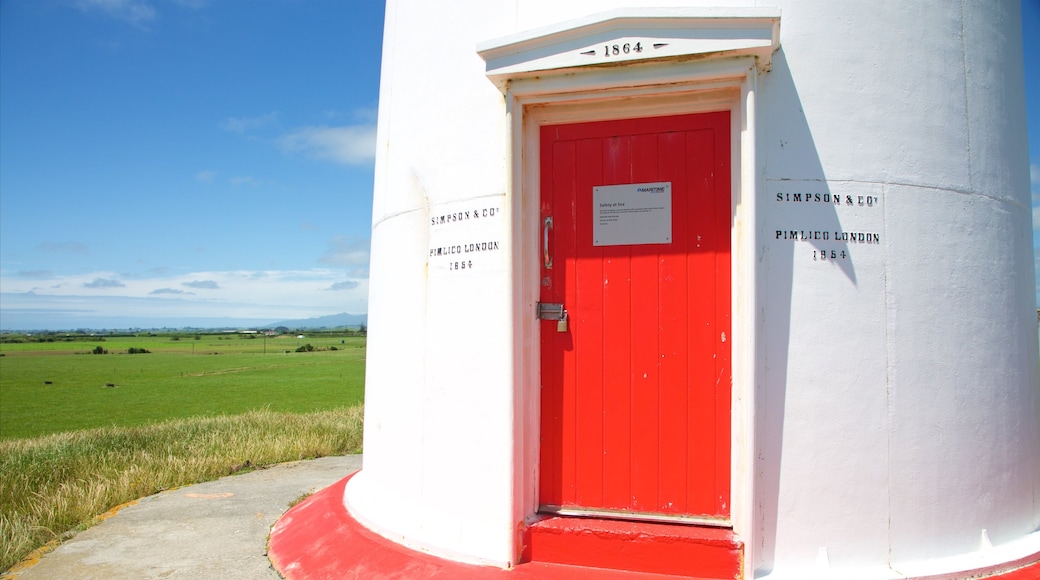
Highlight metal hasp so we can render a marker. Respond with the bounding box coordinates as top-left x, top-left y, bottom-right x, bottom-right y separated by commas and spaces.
537, 303, 568, 333
537, 302, 565, 321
